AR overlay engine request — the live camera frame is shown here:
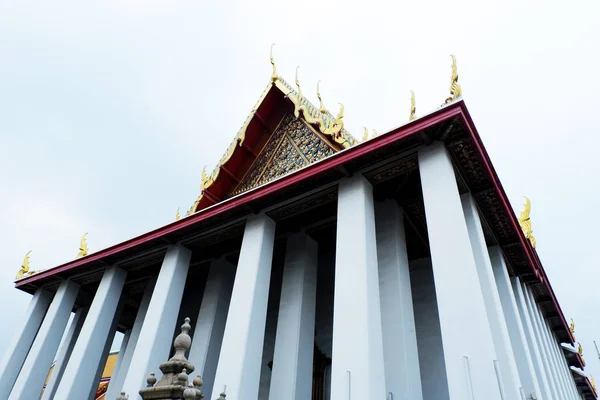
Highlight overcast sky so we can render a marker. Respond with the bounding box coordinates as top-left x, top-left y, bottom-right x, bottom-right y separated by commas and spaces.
1, 0, 599, 382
